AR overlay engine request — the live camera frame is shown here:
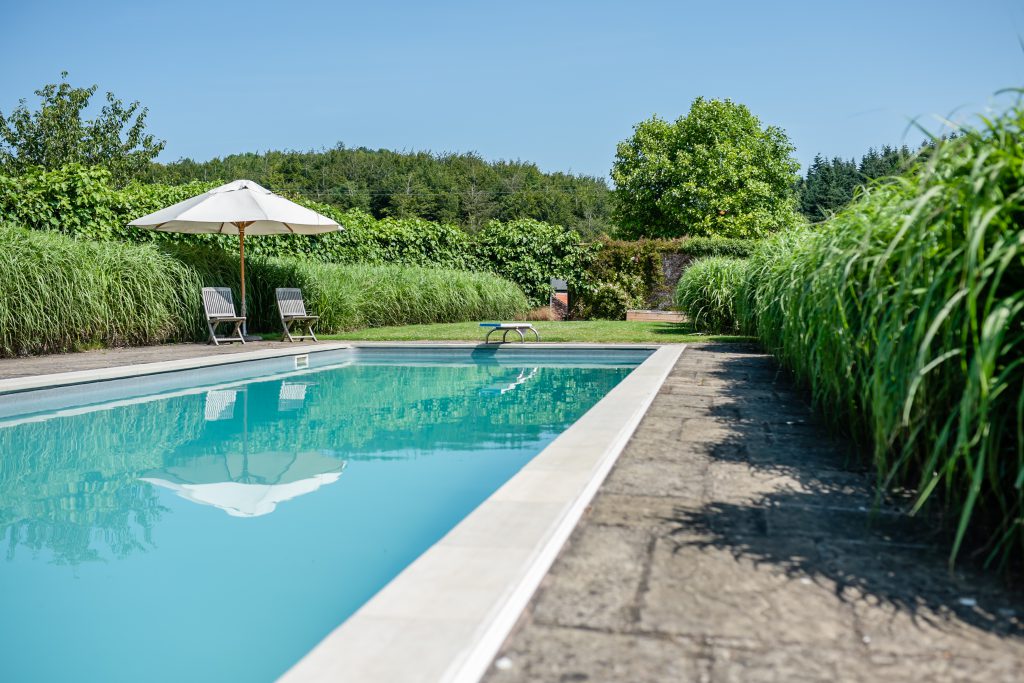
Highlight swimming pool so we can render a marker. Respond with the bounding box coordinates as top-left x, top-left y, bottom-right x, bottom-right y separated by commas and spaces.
0, 345, 656, 683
